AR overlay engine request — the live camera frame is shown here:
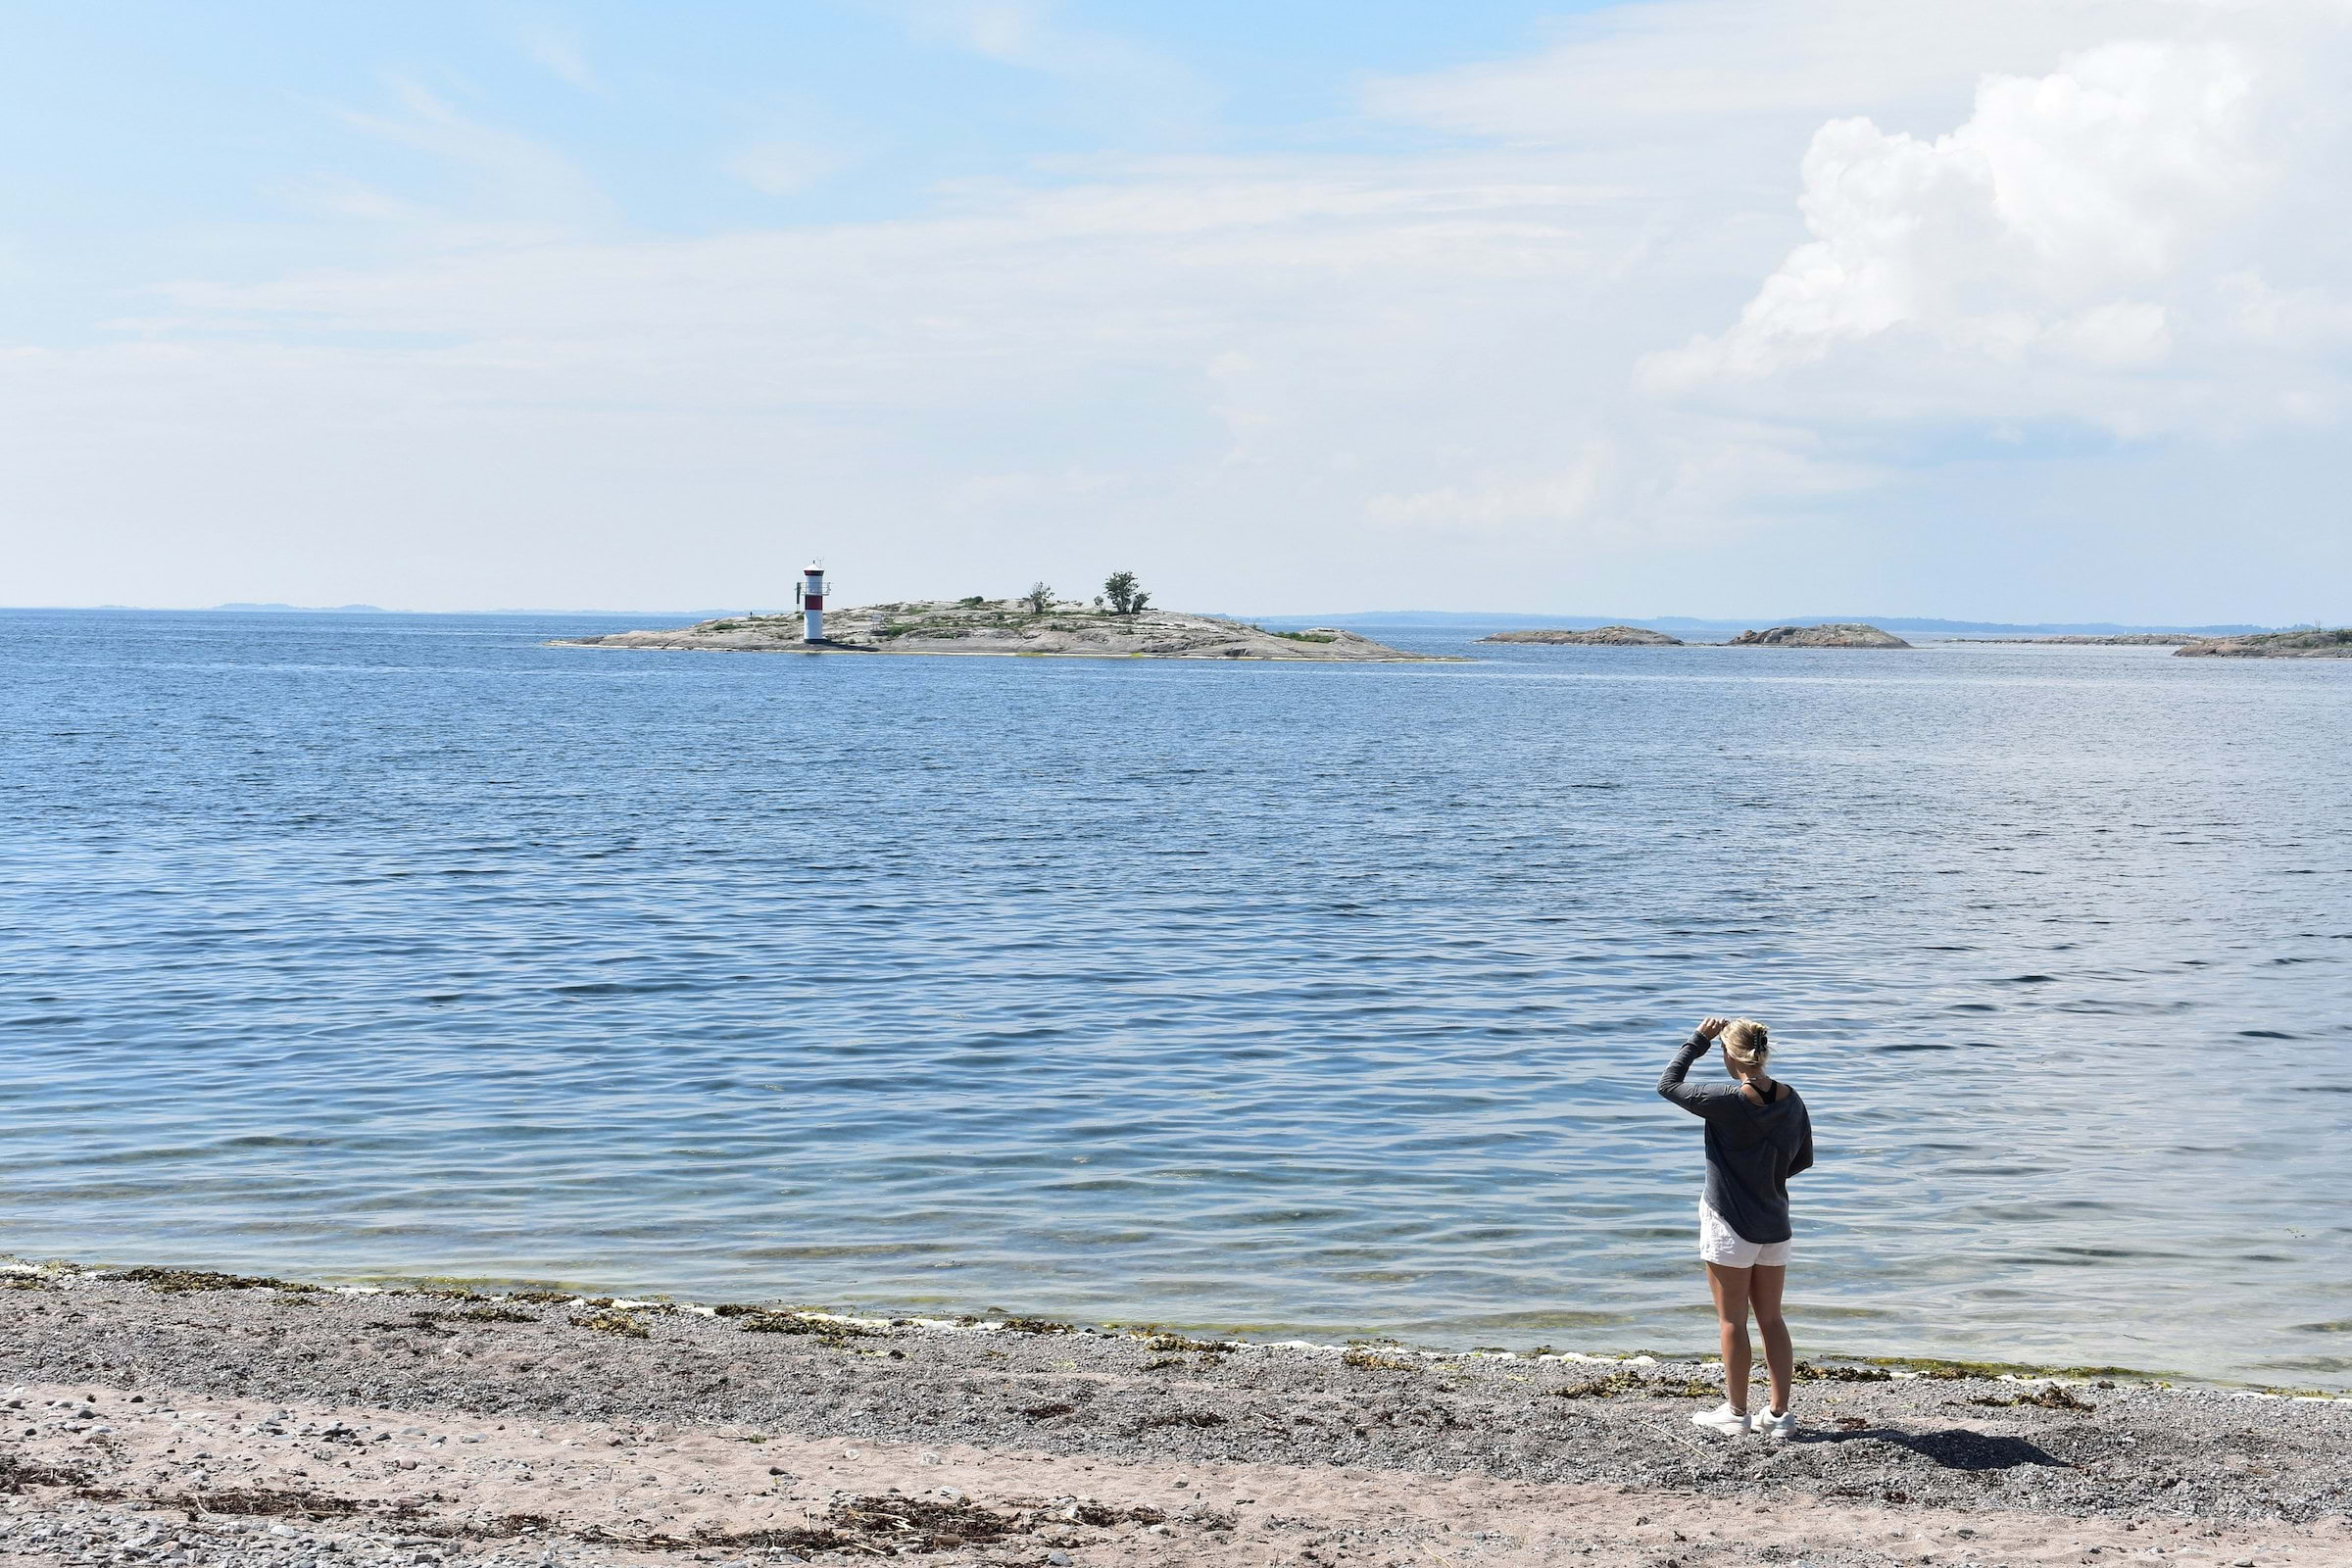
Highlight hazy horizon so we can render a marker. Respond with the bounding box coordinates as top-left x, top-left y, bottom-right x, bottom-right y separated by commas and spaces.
0, 601, 2284, 635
